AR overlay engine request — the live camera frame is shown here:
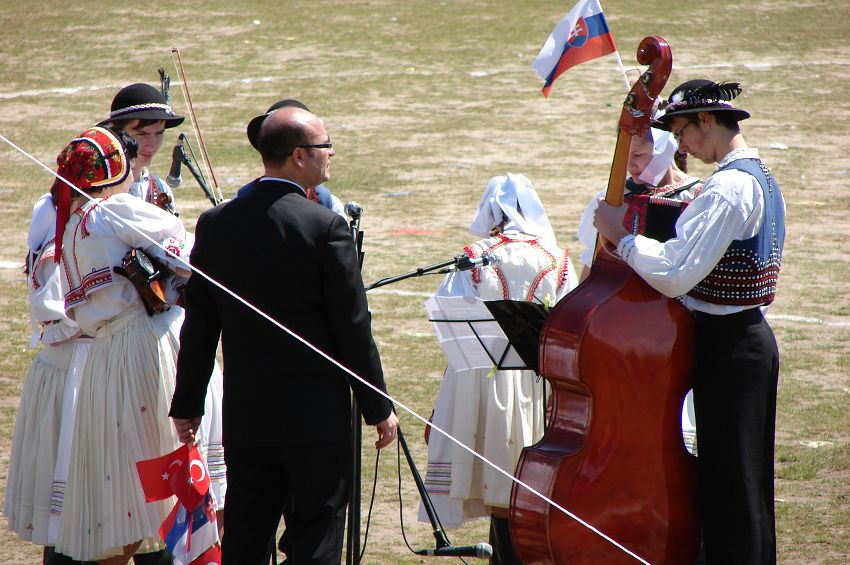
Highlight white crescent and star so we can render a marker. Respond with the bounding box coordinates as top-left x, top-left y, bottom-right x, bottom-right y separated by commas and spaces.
189, 459, 207, 485
162, 458, 183, 481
